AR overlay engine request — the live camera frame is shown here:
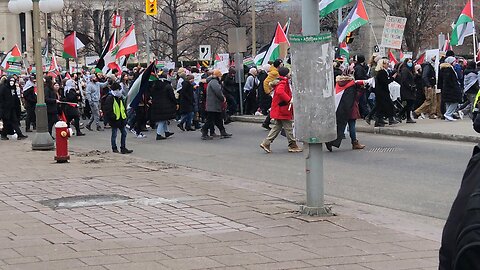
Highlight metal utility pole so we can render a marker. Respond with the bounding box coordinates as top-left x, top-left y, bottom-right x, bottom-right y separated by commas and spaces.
251, 0, 256, 57
31, 0, 54, 150
146, 15, 151, 63
300, 0, 331, 216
